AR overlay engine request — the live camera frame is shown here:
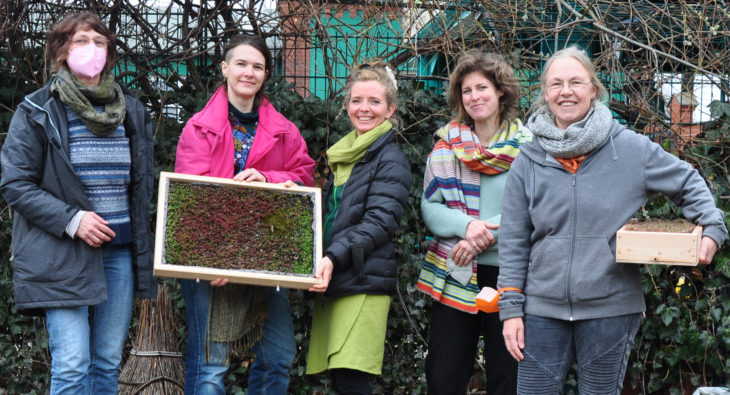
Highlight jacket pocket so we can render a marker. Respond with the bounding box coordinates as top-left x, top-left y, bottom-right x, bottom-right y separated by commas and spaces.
350, 242, 366, 282
526, 236, 570, 302
12, 227, 85, 284
571, 236, 623, 303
